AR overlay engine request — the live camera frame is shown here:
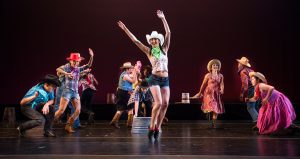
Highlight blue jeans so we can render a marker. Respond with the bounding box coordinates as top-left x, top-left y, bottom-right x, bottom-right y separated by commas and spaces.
246, 102, 258, 122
